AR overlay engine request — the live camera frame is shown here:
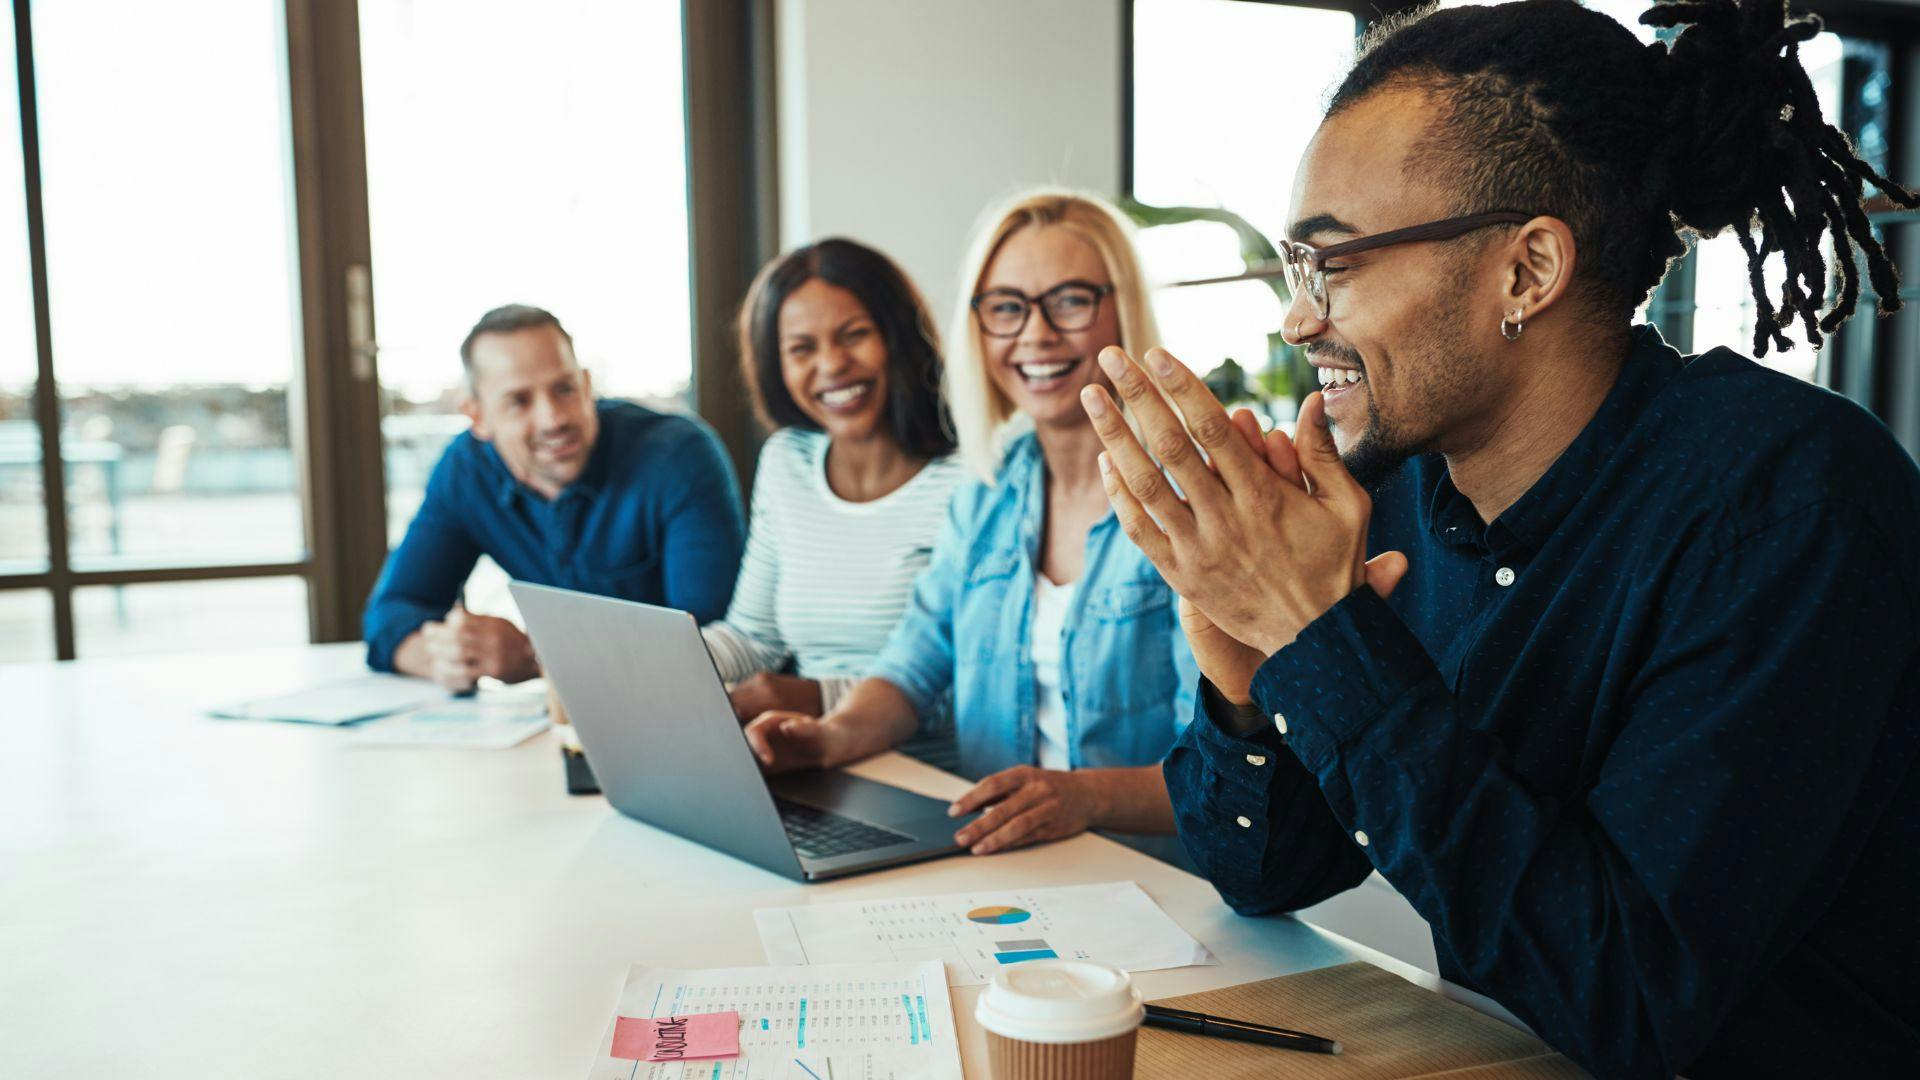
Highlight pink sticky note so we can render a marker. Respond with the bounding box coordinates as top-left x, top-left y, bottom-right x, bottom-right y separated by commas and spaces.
610, 1012, 741, 1062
